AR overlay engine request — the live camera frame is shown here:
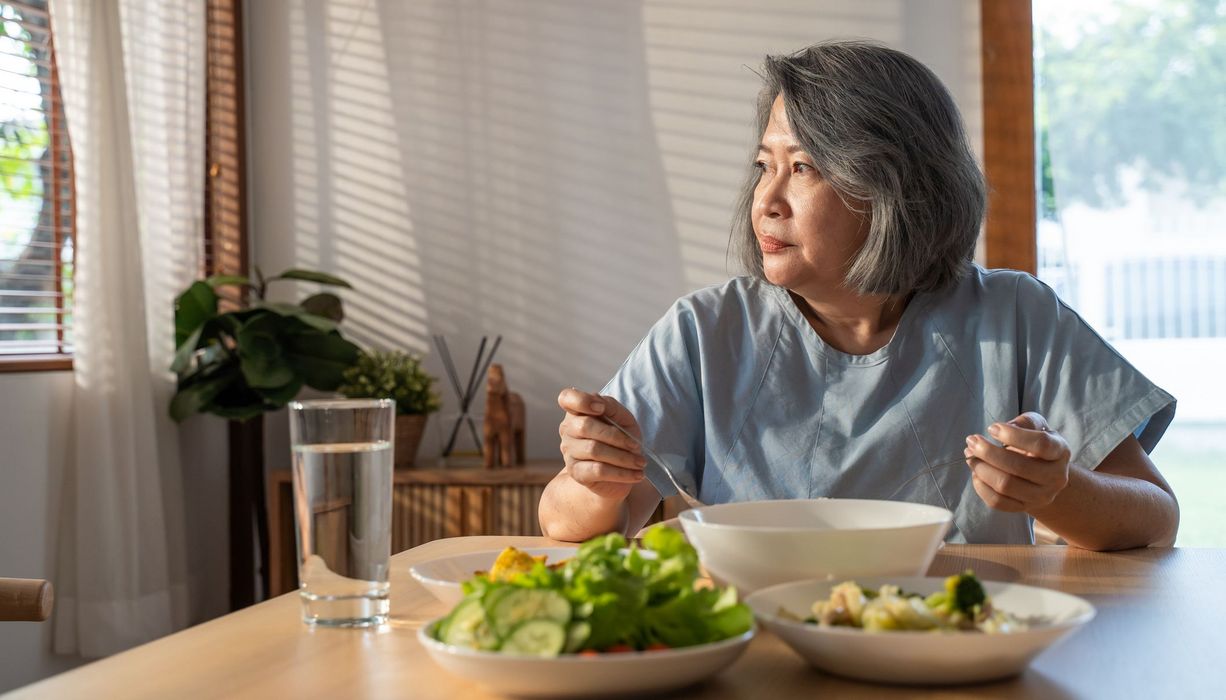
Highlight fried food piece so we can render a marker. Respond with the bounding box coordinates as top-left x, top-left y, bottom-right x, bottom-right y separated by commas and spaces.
485, 547, 549, 582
